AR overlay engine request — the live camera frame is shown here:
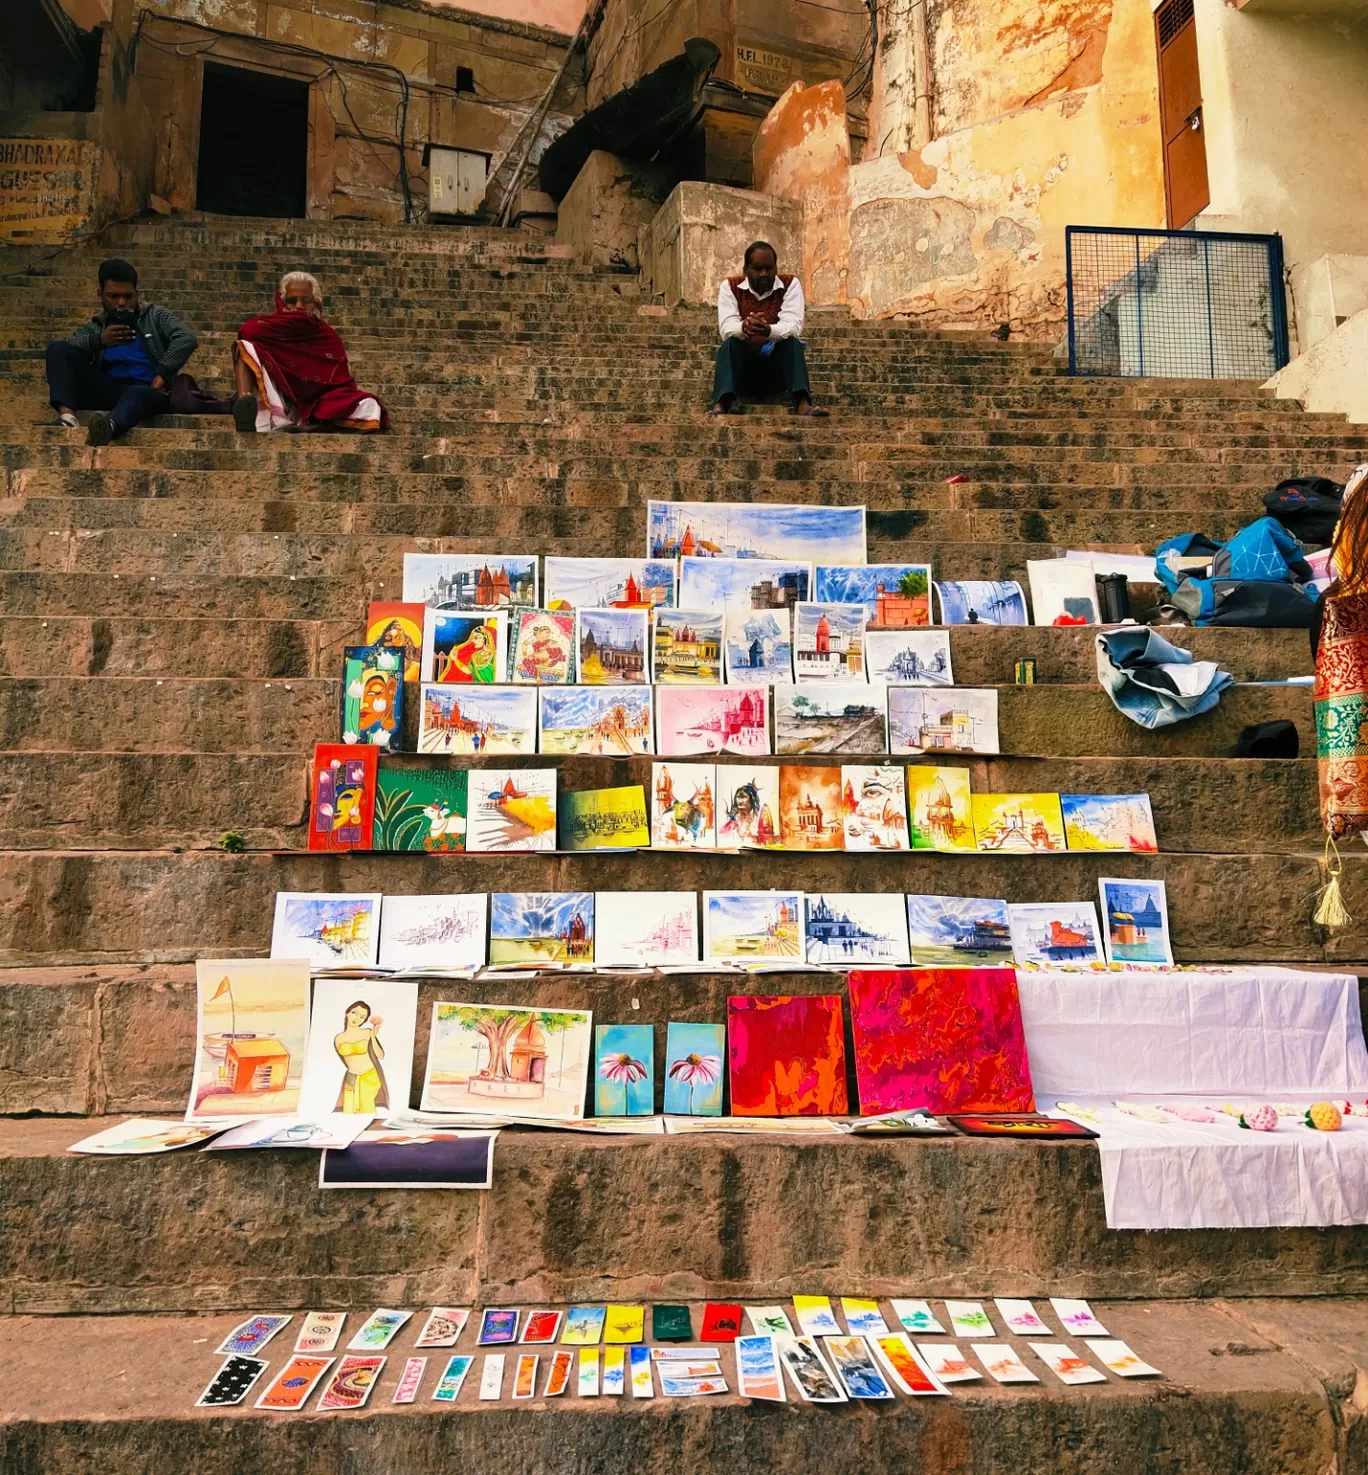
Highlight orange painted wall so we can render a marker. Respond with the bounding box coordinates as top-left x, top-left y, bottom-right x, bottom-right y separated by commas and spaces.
428, 0, 585, 35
